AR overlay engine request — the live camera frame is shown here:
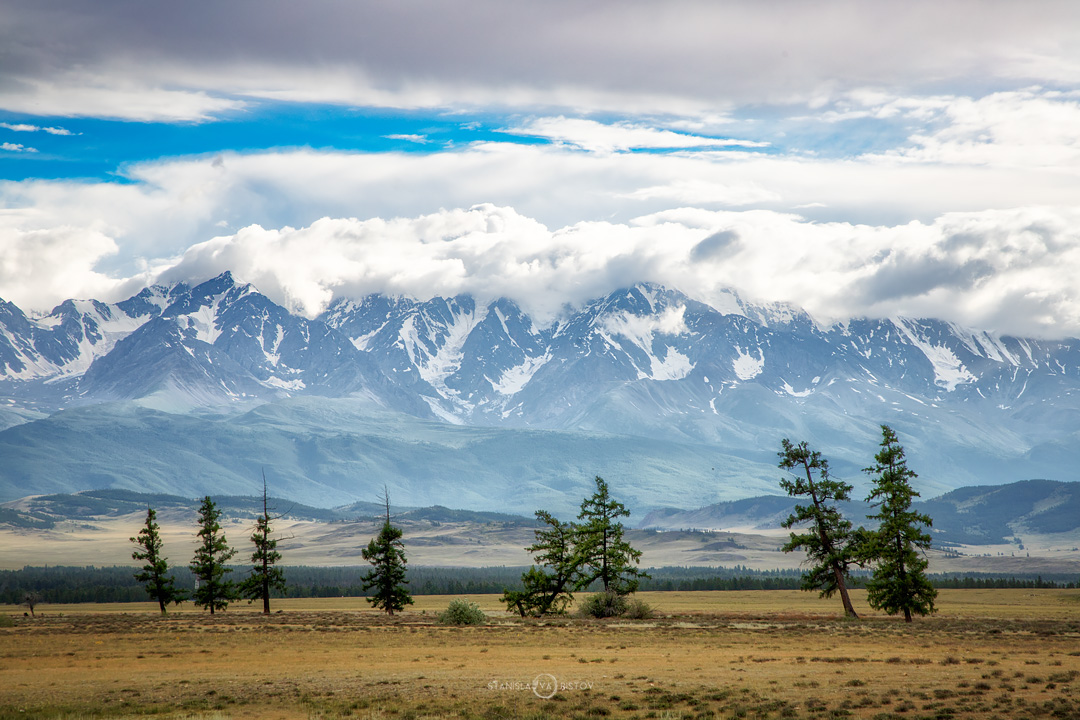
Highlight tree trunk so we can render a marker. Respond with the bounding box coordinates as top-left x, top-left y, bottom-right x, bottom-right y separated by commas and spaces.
834, 566, 859, 619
